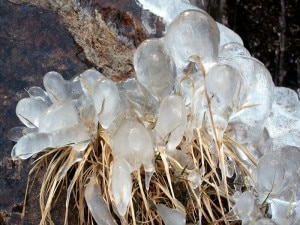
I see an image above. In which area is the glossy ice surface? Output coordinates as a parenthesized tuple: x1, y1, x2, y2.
(8, 0, 300, 224)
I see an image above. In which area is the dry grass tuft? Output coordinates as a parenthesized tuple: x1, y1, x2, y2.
(21, 59, 256, 225)
(22, 122, 254, 224)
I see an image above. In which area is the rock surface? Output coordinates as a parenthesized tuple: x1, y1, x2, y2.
(0, 0, 299, 224)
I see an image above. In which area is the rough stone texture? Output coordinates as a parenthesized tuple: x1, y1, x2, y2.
(0, 0, 299, 224)
(7, 0, 139, 80)
(0, 1, 88, 224)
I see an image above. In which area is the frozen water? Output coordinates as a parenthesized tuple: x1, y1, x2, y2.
(92, 79, 121, 129)
(85, 177, 116, 225)
(154, 95, 187, 150)
(112, 119, 154, 171)
(12, 132, 51, 160)
(188, 170, 202, 189)
(254, 218, 278, 225)
(16, 97, 48, 128)
(43, 71, 67, 103)
(261, 129, 300, 154)
(117, 78, 159, 122)
(111, 158, 133, 216)
(9, 1, 300, 223)
(265, 113, 291, 139)
(228, 57, 274, 125)
(38, 101, 79, 133)
(279, 147, 300, 201)
(216, 22, 243, 46)
(156, 204, 186, 225)
(256, 146, 300, 202)
(232, 191, 262, 224)
(165, 10, 220, 73)
(57, 149, 83, 180)
(178, 70, 204, 107)
(43, 71, 83, 103)
(134, 38, 176, 101)
(136, 0, 201, 24)
(50, 124, 90, 148)
(205, 64, 241, 116)
(27, 86, 52, 106)
(255, 151, 285, 198)
(8, 126, 38, 142)
(270, 199, 300, 225)
(227, 57, 274, 145)
(168, 149, 194, 172)
(233, 191, 255, 216)
(135, 1, 243, 57)
(219, 42, 251, 60)
(225, 158, 235, 178)
(273, 87, 299, 113)
(264, 87, 300, 139)
(73, 94, 98, 136)
(80, 69, 105, 95)
(192, 88, 206, 128)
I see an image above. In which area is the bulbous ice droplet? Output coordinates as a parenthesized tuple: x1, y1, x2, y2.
(117, 78, 159, 122)
(43, 71, 83, 103)
(229, 57, 274, 123)
(85, 177, 117, 225)
(264, 87, 300, 139)
(16, 98, 48, 128)
(154, 95, 187, 150)
(270, 199, 300, 225)
(227, 57, 274, 145)
(28, 86, 52, 106)
(156, 204, 186, 225)
(233, 191, 255, 216)
(73, 94, 98, 136)
(192, 88, 206, 129)
(255, 152, 285, 197)
(43, 71, 68, 103)
(205, 64, 241, 115)
(111, 158, 133, 217)
(219, 42, 251, 60)
(80, 69, 105, 94)
(261, 129, 300, 154)
(12, 132, 51, 160)
(232, 191, 260, 224)
(165, 10, 219, 73)
(134, 38, 176, 101)
(188, 170, 202, 189)
(92, 79, 121, 129)
(178, 70, 204, 106)
(50, 124, 90, 148)
(168, 149, 194, 172)
(38, 101, 79, 133)
(8, 126, 37, 142)
(217, 22, 243, 46)
(112, 119, 154, 171)
(273, 87, 299, 113)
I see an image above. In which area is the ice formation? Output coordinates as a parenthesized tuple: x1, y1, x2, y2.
(9, 0, 300, 224)
(85, 177, 117, 225)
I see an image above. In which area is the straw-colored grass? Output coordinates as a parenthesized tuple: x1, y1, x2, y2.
(21, 59, 256, 225)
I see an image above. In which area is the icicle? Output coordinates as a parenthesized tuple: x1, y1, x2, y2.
(111, 158, 133, 216)
(85, 177, 117, 225)
(156, 204, 186, 225)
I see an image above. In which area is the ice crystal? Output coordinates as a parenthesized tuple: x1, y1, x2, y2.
(9, 0, 300, 224)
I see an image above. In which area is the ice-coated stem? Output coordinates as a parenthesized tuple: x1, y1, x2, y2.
(85, 177, 117, 225)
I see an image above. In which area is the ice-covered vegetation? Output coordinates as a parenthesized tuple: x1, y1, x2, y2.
(9, 0, 300, 224)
